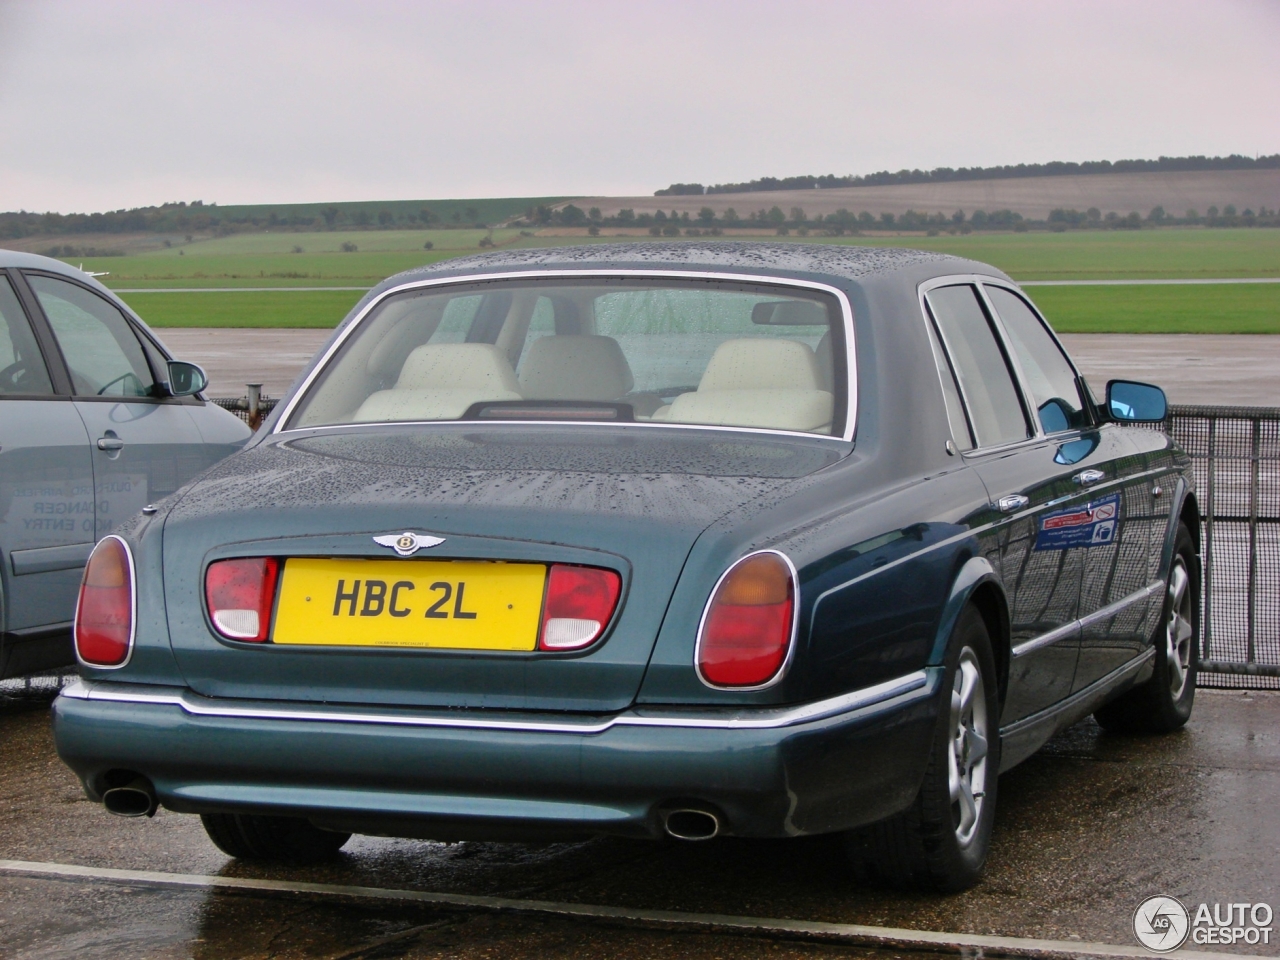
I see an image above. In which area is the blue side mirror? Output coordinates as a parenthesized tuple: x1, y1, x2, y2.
(1106, 380, 1167, 423)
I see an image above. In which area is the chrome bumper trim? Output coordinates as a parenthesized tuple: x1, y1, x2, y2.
(58, 669, 934, 736)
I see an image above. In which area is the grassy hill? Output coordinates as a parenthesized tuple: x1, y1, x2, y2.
(575, 169, 1280, 222)
(70, 226, 1279, 286)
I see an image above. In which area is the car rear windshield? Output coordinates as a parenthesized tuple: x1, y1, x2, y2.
(287, 277, 850, 437)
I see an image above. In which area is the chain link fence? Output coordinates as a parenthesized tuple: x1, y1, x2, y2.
(211, 385, 279, 430)
(1163, 405, 1280, 689)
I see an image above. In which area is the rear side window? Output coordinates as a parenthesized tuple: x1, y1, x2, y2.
(28, 275, 157, 398)
(924, 313, 974, 450)
(926, 285, 1028, 448)
(0, 277, 54, 396)
(984, 286, 1086, 434)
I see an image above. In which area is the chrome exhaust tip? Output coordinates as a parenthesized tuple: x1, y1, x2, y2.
(102, 776, 158, 818)
(662, 808, 720, 841)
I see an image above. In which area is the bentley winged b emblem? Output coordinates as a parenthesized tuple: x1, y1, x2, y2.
(373, 532, 445, 557)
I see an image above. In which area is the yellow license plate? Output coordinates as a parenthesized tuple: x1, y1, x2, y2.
(272, 558, 547, 650)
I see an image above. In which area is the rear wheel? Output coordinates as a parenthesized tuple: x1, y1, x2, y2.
(845, 605, 1000, 892)
(1094, 522, 1198, 734)
(200, 813, 351, 863)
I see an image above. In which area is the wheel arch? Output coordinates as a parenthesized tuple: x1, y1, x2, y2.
(1178, 489, 1201, 554)
(1161, 480, 1202, 579)
(930, 554, 1010, 709)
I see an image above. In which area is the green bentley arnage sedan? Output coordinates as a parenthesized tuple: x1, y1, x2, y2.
(54, 243, 1198, 891)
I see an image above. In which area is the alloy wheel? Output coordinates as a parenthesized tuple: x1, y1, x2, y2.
(948, 648, 989, 847)
(1165, 557, 1195, 701)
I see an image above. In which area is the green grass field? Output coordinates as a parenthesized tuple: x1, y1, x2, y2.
(829, 229, 1280, 280)
(1030, 284, 1280, 334)
(117, 281, 1280, 332)
(115, 290, 366, 327)
(64, 226, 1280, 331)
(83, 229, 524, 287)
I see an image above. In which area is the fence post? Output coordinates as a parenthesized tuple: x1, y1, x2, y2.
(246, 383, 263, 431)
(1247, 415, 1260, 666)
(1204, 416, 1215, 662)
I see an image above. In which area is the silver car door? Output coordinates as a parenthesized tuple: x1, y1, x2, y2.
(0, 273, 95, 657)
(24, 273, 211, 538)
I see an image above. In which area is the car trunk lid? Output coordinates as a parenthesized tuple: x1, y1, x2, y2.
(162, 425, 845, 712)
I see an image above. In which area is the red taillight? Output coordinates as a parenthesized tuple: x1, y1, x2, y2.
(697, 551, 796, 688)
(538, 564, 622, 651)
(75, 537, 134, 667)
(205, 558, 279, 642)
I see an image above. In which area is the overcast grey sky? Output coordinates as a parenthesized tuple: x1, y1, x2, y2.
(1, 0, 1277, 213)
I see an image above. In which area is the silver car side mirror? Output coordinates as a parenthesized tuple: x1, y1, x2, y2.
(166, 360, 208, 397)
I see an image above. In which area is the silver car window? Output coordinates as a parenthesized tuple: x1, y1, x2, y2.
(28, 276, 156, 398)
(0, 277, 54, 396)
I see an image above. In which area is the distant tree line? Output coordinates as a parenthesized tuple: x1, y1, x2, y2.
(0, 198, 533, 242)
(655, 153, 1280, 196)
(519, 202, 1280, 235)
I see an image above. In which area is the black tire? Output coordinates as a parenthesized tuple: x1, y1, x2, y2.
(845, 605, 1001, 892)
(200, 813, 351, 863)
(1094, 522, 1198, 735)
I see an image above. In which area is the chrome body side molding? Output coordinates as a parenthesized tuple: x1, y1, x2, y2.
(1011, 580, 1164, 660)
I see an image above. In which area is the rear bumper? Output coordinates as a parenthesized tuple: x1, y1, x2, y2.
(53, 670, 940, 840)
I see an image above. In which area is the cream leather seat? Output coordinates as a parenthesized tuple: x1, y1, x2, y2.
(655, 338, 833, 433)
(518, 335, 634, 401)
(353, 343, 522, 422)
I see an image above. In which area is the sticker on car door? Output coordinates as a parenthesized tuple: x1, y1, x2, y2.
(1035, 492, 1119, 550)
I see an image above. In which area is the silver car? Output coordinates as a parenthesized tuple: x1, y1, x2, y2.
(1, 251, 250, 677)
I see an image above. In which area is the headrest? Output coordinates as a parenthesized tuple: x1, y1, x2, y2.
(395, 343, 520, 393)
(697, 338, 821, 392)
(814, 331, 834, 391)
(518, 335, 634, 401)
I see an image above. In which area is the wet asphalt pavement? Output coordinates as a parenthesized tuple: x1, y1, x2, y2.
(0, 686, 1276, 959)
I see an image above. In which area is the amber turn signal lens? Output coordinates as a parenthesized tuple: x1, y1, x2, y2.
(713, 553, 792, 605)
(75, 537, 134, 667)
(697, 551, 795, 688)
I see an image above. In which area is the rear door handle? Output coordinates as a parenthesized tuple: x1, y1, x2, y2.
(96, 436, 124, 451)
(1074, 468, 1105, 486)
(997, 494, 1029, 513)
